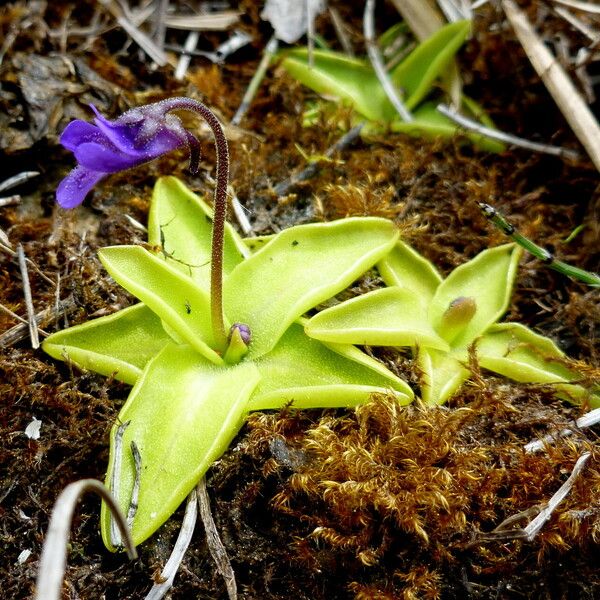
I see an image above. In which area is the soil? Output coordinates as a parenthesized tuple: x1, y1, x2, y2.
(1, 1, 599, 599)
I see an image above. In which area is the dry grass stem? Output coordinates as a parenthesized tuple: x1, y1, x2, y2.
(197, 478, 237, 600)
(389, 0, 445, 39)
(164, 11, 241, 31)
(231, 35, 278, 127)
(363, 0, 413, 123)
(481, 452, 592, 542)
(551, 0, 600, 15)
(35, 479, 136, 600)
(525, 408, 600, 453)
(0, 296, 76, 348)
(16, 244, 39, 349)
(437, 103, 581, 159)
(0, 171, 39, 193)
(145, 488, 198, 600)
(174, 31, 199, 81)
(503, 0, 600, 172)
(97, 0, 168, 66)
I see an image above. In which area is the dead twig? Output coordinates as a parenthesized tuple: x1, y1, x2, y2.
(437, 103, 581, 160)
(328, 7, 355, 57)
(551, 0, 600, 15)
(165, 11, 241, 31)
(0, 241, 57, 288)
(144, 488, 198, 600)
(503, 0, 600, 172)
(35, 479, 136, 600)
(0, 296, 77, 348)
(17, 244, 40, 349)
(231, 35, 278, 126)
(174, 31, 199, 80)
(525, 408, 600, 453)
(197, 478, 237, 600)
(0, 171, 39, 193)
(97, 0, 168, 66)
(363, 0, 412, 123)
(477, 452, 591, 543)
(0, 195, 21, 207)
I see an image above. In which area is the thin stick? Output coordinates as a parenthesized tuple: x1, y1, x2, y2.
(306, 0, 315, 68)
(479, 202, 600, 287)
(230, 190, 252, 236)
(521, 452, 590, 540)
(437, 103, 581, 160)
(97, 0, 168, 66)
(273, 123, 365, 197)
(197, 478, 237, 600)
(231, 35, 278, 126)
(175, 31, 200, 81)
(0, 171, 39, 193)
(525, 407, 600, 453)
(0, 296, 76, 348)
(0, 241, 57, 287)
(17, 244, 40, 349)
(551, 0, 600, 14)
(0, 195, 20, 207)
(152, 0, 169, 48)
(503, 0, 600, 172)
(478, 452, 591, 542)
(145, 488, 198, 600)
(35, 479, 136, 600)
(363, 0, 412, 123)
(329, 7, 355, 57)
(0, 302, 29, 326)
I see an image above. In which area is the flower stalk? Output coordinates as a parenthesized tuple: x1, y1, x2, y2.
(161, 98, 230, 350)
(56, 97, 231, 350)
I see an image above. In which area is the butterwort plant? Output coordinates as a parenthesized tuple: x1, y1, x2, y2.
(44, 98, 413, 549)
(306, 240, 599, 406)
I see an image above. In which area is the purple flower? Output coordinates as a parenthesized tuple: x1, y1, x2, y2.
(56, 99, 202, 209)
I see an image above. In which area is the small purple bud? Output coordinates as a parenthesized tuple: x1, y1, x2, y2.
(229, 322, 251, 346)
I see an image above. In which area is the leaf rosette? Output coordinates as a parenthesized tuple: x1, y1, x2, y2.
(43, 176, 413, 548)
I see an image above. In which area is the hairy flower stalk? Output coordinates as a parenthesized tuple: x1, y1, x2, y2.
(56, 97, 231, 350)
(159, 98, 230, 350)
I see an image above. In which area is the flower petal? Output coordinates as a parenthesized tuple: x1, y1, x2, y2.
(75, 142, 142, 173)
(56, 166, 106, 209)
(90, 104, 143, 155)
(59, 120, 100, 151)
(137, 125, 184, 159)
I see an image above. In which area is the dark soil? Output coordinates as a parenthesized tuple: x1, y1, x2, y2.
(1, 1, 599, 599)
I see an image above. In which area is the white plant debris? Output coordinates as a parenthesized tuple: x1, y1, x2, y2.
(24, 416, 42, 440)
(261, 0, 326, 43)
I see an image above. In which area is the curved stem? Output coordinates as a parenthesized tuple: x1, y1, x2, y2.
(161, 97, 230, 349)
